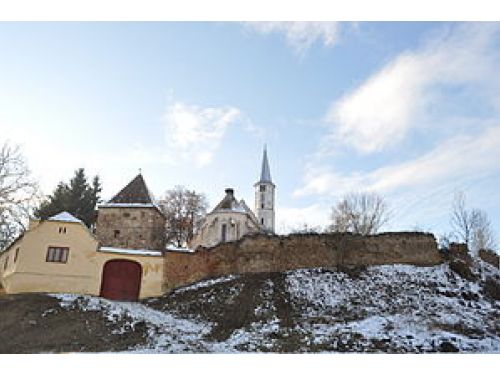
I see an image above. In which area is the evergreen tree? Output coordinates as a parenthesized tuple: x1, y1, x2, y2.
(34, 168, 102, 228)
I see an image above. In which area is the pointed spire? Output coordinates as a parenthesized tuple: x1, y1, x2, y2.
(259, 144, 272, 183)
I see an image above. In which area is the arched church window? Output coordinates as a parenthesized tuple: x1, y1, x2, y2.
(221, 224, 227, 243)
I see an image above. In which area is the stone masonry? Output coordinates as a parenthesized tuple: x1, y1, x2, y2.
(96, 207, 165, 250)
(479, 248, 500, 268)
(164, 232, 443, 292)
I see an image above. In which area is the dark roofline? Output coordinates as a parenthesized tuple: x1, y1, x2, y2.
(109, 173, 155, 205)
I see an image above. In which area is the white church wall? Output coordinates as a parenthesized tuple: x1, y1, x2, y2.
(190, 211, 260, 249)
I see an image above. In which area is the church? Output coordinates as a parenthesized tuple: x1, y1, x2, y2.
(189, 146, 276, 249)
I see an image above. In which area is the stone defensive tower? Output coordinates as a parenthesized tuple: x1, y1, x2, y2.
(96, 173, 166, 250)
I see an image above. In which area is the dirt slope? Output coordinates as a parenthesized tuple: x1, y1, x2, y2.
(0, 261, 498, 353)
(0, 294, 147, 353)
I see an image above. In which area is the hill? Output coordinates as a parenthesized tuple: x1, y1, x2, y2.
(0, 261, 498, 353)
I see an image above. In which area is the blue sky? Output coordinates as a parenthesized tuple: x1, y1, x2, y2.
(1, 22, 499, 238)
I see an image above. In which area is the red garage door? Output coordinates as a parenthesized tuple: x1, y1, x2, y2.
(100, 260, 142, 301)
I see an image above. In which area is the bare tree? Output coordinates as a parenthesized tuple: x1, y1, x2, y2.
(0, 142, 39, 250)
(450, 192, 496, 255)
(470, 209, 495, 253)
(290, 223, 321, 235)
(328, 192, 390, 235)
(450, 192, 475, 248)
(157, 186, 208, 247)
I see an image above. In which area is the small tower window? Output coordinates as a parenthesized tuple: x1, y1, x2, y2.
(260, 185, 266, 192)
(261, 202, 264, 209)
(261, 218, 264, 225)
(114, 230, 120, 238)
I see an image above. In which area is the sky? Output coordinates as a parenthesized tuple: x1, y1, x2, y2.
(1, 21, 499, 238)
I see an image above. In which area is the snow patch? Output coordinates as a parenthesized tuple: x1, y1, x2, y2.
(98, 247, 163, 257)
(165, 244, 195, 253)
(50, 294, 211, 353)
(173, 275, 239, 294)
(46, 262, 500, 353)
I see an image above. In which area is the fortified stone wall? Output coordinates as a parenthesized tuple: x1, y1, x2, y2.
(96, 207, 166, 250)
(164, 232, 442, 291)
(479, 249, 500, 269)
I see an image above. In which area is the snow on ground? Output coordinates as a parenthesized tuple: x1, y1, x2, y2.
(50, 294, 212, 353)
(172, 274, 240, 294)
(285, 263, 500, 352)
(210, 318, 282, 353)
(48, 262, 500, 353)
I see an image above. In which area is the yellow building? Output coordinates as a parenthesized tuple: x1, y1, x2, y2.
(0, 211, 165, 301)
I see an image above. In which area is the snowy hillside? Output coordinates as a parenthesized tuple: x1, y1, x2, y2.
(0, 261, 498, 353)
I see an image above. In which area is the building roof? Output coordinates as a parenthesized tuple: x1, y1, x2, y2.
(99, 173, 166, 217)
(48, 211, 83, 224)
(239, 198, 260, 223)
(211, 188, 247, 214)
(98, 246, 163, 257)
(108, 174, 155, 204)
(205, 188, 260, 228)
(257, 145, 273, 184)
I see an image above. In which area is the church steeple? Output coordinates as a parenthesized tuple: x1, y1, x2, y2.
(254, 145, 275, 233)
(259, 145, 272, 183)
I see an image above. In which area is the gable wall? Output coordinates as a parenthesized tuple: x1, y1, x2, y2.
(1, 221, 100, 295)
(190, 211, 261, 249)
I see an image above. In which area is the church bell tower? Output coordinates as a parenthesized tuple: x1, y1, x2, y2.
(254, 145, 275, 233)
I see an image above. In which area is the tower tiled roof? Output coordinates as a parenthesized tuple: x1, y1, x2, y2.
(257, 145, 273, 184)
(108, 174, 154, 204)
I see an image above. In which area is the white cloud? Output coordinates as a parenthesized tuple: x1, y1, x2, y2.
(246, 22, 340, 55)
(163, 101, 241, 167)
(295, 124, 500, 198)
(276, 203, 330, 234)
(326, 23, 500, 154)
